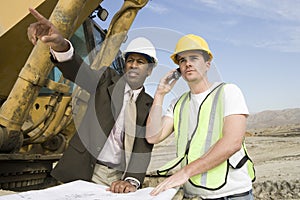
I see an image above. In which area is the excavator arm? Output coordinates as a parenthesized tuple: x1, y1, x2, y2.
(0, 0, 149, 191)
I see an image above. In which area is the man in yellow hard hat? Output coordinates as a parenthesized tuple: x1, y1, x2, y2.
(27, 8, 157, 193)
(146, 34, 255, 199)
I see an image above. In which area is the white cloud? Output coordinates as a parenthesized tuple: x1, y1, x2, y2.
(222, 19, 239, 26)
(143, 0, 300, 53)
(255, 26, 300, 53)
(145, 2, 169, 14)
(192, 0, 300, 21)
(188, 0, 300, 53)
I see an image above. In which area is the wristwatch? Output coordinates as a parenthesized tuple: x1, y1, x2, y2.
(125, 179, 140, 189)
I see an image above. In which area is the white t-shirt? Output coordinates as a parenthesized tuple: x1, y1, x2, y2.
(165, 82, 252, 198)
(165, 82, 249, 119)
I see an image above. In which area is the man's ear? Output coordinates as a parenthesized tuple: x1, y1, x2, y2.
(206, 61, 211, 70)
(147, 66, 154, 76)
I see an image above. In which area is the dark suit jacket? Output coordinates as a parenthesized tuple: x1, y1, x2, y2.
(50, 53, 153, 186)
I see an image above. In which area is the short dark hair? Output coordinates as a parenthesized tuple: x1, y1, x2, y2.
(175, 50, 211, 62)
(124, 52, 155, 64)
(199, 50, 210, 62)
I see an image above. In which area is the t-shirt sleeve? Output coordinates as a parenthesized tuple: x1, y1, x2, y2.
(164, 97, 179, 118)
(223, 84, 249, 117)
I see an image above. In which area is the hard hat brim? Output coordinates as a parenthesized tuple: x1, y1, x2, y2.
(123, 52, 158, 66)
(170, 49, 213, 65)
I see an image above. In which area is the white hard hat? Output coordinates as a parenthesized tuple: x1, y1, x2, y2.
(123, 37, 158, 66)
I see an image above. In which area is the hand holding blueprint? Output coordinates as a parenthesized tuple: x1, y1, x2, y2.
(0, 180, 177, 200)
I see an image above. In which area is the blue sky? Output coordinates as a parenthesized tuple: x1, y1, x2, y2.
(98, 0, 300, 113)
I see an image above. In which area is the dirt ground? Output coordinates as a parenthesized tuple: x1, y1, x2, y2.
(245, 135, 300, 199)
(1, 134, 299, 199)
(144, 134, 300, 200)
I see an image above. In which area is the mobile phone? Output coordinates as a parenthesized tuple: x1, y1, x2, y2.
(171, 68, 181, 80)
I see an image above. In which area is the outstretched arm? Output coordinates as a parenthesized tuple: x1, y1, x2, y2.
(27, 8, 101, 91)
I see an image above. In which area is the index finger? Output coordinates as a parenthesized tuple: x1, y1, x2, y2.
(29, 8, 51, 24)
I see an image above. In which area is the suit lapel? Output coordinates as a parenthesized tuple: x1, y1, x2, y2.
(108, 79, 152, 173)
(136, 88, 152, 126)
(123, 88, 152, 174)
(108, 76, 126, 118)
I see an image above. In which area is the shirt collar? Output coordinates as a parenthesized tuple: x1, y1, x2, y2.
(125, 83, 143, 101)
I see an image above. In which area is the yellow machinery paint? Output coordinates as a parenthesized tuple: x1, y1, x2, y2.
(0, 0, 149, 190)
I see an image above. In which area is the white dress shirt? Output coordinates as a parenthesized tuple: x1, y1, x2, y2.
(97, 83, 141, 165)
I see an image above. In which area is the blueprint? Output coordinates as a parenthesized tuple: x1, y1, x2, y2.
(0, 180, 177, 200)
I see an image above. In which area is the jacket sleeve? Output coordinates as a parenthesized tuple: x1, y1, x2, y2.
(51, 53, 106, 94)
(51, 133, 94, 183)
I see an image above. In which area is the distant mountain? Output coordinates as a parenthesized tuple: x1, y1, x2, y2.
(246, 108, 300, 136)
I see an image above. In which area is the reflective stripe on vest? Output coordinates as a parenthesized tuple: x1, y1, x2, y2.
(157, 83, 255, 190)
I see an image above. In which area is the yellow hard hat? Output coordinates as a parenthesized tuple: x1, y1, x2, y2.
(170, 34, 213, 64)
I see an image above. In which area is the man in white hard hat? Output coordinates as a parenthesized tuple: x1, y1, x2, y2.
(27, 8, 157, 193)
(146, 34, 255, 199)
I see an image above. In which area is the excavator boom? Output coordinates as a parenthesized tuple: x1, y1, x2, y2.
(0, 0, 148, 191)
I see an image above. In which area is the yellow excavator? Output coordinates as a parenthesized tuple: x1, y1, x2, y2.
(0, 0, 149, 191)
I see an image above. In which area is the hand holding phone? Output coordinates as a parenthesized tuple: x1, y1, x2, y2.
(170, 68, 181, 80)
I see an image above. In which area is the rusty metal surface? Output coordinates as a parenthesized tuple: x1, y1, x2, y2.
(0, 0, 151, 192)
(0, 0, 102, 153)
(0, 153, 61, 160)
(0, 0, 59, 99)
